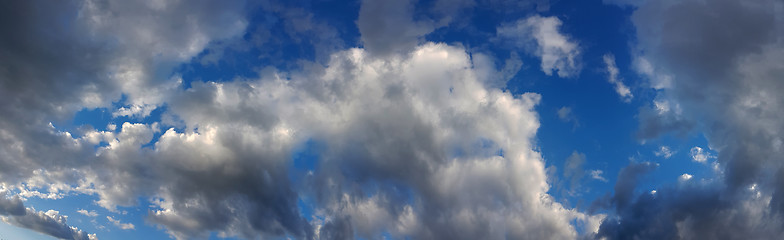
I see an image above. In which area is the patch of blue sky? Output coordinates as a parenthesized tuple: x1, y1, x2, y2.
(0, 221, 54, 239)
(176, 0, 361, 90)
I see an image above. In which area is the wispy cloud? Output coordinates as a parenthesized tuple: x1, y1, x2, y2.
(107, 216, 135, 230)
(603, 53, 633, 102)
(77, 209, 98, 217)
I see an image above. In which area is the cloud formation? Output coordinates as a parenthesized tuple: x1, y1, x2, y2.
(0, 191, 96, 240)
(152, 43, 599, 239)
(0, 0, 603, 238)
(107, 216, 134, 230)
(602, 54, 633, 102)
(598, 0, 784, 238)
(654, 146, 674, 159)
(497, 15, 582, 77)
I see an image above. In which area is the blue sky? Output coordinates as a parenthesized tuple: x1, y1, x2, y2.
(0, 0, 782, 239)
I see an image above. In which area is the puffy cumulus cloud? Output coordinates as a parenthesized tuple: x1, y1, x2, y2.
(0, 1, 607, 239)
(0, 191, 96, 240)
(497, 15, 581, 78)
(0, 0, 249, 184)
(598, 0, 784, 238)
(304, 44, 603, 239)
(0, 0, 248, 238)
(678, 173, 693, 182)
(149, 43, 601, 239)
(3, 42, 604, 238)
(79, 0, 248, 108)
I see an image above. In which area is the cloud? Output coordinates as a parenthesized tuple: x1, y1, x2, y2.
(636, 99, 695, 140)
(0, 191, 96, 240)
(497, 15, 581, 77)
(563, 151, 587, 194)
(654, 146, 674, 159)
(357, 0, 436, 56)
(77, 209, 98, 217)
(599, 0, 784, 238)
(0, 1, 607, 239)
(0, 0, 249, 185)
(552, 152, 607, 198)
(0, 192, 26, 216)
(602, 54, 633, 102)
(469, 51, 524, 89)
(590, 170, 608, 182)
(611, 162, 658, 210)
(140, 43, 601, 239)
(106, 216, 134, 230)
(2, 39, 602, 238)
(678, 173, 693, 182)
(112, 104, 157, 119)
(689, 146, 714, 163)
(595, 162, 784, 240)
(557, 106, 580, 129)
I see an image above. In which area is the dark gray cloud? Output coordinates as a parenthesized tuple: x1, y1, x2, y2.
(595, 163, 784, 240)
(357, 0, 437, 56)
(0, 193, 25, 216)
(599, 0, 784, 238)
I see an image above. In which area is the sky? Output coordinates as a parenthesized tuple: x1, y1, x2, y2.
(0, 0, 783, 239)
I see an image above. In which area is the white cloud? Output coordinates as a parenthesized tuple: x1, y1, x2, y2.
(678, 173, 693, 182)
(107, 216, 135, 230)
(77, 209, 98, 217)
(689, 146, 713, 163)
(603, 54, 633, 102)
(497, 15, 581, 78)
(654, 146, 675, 159)
(590, 170, 608, 182)
(112, 104, 157, 118)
